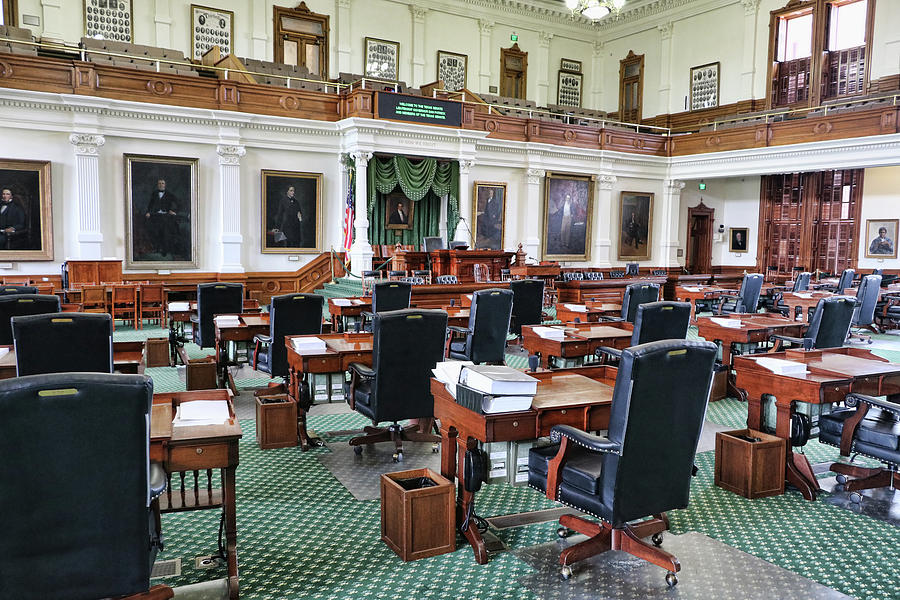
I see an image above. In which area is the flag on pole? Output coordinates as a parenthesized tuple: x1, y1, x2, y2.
(342, 169, 355, 252)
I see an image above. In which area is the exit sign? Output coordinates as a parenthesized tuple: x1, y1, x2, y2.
(510, 33, 518, 41)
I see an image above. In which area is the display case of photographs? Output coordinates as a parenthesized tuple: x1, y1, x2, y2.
(557, 71, 583, 107)
(365, 37, 399, 81)
(191, 4, 233, 61)
(437, 50, 467, 92)
(690, 62, 719, 111)
(84, 0, 132, 43)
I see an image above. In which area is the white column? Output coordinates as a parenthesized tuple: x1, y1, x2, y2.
(478, 20, 494, 93)
(216, 144, 246, 273)
(69, 134, 105, 260)
(657, 23, 673, 115)
(40, 0, 64, 41)
(154, 0, 172, 49)
(660, 180, 686, 267)
(409, 6, 428, 86)
(590, 41, 605, 111)
(455, 160, 475, 245)
(593, 175, 616, 267)
(336, 0, 352, 75)
(251, 0, 268, 60)
(536, 32, 553, 107)
(349, 151, 374, 276)
(740, 0, 761, 99)
(524, 168, 544, 260)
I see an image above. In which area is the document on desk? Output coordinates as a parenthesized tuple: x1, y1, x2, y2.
(214, 315, 241, 326)
(168, 301, 191, 312)
(562, 303, 588, 312)
(331, 298, 352, 307)
(291, 336, 327, 352)
(0, 347, 8, 359)
(432, 360, 474, 398)
(710, 317, 743, 328)
(351, 299, 365, 305)
(754, 357, 808, 375)
(682, 287, 703, 292)
(174, 400, 230, 427)
(532, 326, 566, 340)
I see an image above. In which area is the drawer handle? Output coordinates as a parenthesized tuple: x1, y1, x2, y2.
(561, 409, 567, 415)
(196, 448, 204, 455)
(512, 421, 518, 427)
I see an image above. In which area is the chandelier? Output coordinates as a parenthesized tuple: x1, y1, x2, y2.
(565, 0, 627, 21)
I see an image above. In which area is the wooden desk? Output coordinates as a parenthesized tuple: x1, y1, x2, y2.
(327, 297, 370, 332)
(779, 291, 834, 322)
(431, 249, 514, 283)
(0, 341, 149, 379)
(443, 306, 470, 328)
(556, 277, 667, 304)
(168, 300, 263, 366)
(432, 365, 618, 563)
(285, 332, 374, 450)
(214, 314, 270, 392)
(521, 322, 633, 368)
(674, 285, 731, 322)
(734, 347, 900, 501)
(555, 301, 622, 323)
(151, 389, 242, 599)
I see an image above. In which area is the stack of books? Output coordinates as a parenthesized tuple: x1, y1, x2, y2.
(291, 336, 327, 352)
(214, 314, 241, 327)
(456, 365, 539, 414)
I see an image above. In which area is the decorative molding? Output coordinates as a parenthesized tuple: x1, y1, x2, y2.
(458, 159, 475, 174)
(336, 0, 351, 7)
(69, 133, 105, 155)
(350, 151, 373, 166)
(478, 19, 495, 34)
(592, 41, 605, 58)
(596, 174, 617, 190)
(409, 5, 429, 21)
(526, 168, 545, 184)
(740, 0, 760, 15)
(538, 31, 554, 48)
(665, 179, 686, 193)
(658, 22, 673, 40)
(216, 144, 246, 165)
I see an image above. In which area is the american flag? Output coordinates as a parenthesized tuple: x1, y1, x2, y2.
(342, 169, 354, 252)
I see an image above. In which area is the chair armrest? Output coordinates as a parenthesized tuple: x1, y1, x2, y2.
(597, 316, 624, 323)
(770, 333, 811, 351)
(149, 462, 167, 501)
(347, 362, 376, 379)
(594, 346, 623, 360)
(550, 424, 621, 455)
(360, 311, 374, 320)
(253, 334, 272, 345)
(447, 325, 471, 336)
(848, 393, 900, 417)
(189, 314, 199, 324)
(719, 290, 739, 297)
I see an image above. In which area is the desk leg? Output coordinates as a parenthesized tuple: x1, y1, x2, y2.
(440, 424, 457, 481)
(775, 397, 820, 501)
(223, 465, 239, 599)
(747, 393, 763, 430)
(298, 372, 311, 451)
(457, 435, 488, 564)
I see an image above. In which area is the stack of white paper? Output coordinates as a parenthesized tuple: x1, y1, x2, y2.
(461, 365, 539, 396)
(755, 357, 808, 375)
(683, 286, 703, 292)
(563, 303, 588, 312)
(331, 298, 351, 307)
(532, 326, 566, 340)
(292, 336, 327, 352)
(351, 299, 365, 305)
(173, 400, 229, 427)
(710, 317, 743, 328)
(794, 293, 813, 299)
(0, 347, 9, 359)
(432, 360, 474, 398)
(214, 314, 241, 326)
(168, 301, 190, 312)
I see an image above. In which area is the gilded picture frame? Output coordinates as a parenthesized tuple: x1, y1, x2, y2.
(618, 191, 654, 261)
(385, 193, 414, 230)
(729, 227, 749, 253)
(0, 159, 53, 261)
(261, 170, 323, 254)
(472, 181, 506, 251)
(864, 218, 898, 259)
(542, 172, 593, 261)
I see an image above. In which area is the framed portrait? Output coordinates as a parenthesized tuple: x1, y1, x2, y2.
(557, 71, 582, 107)
(690, 62, 720, 111)
(84, 0, 133, 42)
(125, 155, 198, 269)
(0, 159, 53, 261)
(191, 4, 233, 61)
(365, 37, 400, 81)
(437, 50, 467, 92)
(472, 182, 506, 251)
(261, 170, 322, 254)
(864, 218, 898, 259)
(729, 227, 749, 253)
(618, 191, 654, 261)
(560, 58, 582, 73)
(542, 173, 593, 261)
(385, 194, 414, 230)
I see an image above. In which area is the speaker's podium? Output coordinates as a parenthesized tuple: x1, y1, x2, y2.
(430, 249, 514, 283)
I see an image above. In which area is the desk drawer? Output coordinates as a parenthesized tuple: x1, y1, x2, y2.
(538, 408, 584, 435)
(821, 382, 852, 405)
(305, 355, 342, 373)
(487, 415, 535, 442)
(561, 342, 589, 357)
(169, 443, 230, 471)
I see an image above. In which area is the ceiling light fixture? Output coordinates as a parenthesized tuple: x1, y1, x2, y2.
(565, 0, 627, 21)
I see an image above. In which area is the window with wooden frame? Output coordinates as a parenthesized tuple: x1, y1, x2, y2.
(500, 43, 527, 99)
(766, 0, 874, 109)
(273, 2, 329, 78)
(758, 169, 863, 276)
(1, 0, 17, 26)
(618, 51, 643, 124)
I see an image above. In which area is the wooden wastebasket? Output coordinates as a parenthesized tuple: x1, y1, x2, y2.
(144, 337, 170, 368)
(714, 428, 786, 499)
(380, 468, 455, 561)
(186, 356, 217, 391)
(255, 394, 298, 449)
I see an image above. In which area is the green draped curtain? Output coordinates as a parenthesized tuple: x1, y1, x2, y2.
(367, 156, 460, 243)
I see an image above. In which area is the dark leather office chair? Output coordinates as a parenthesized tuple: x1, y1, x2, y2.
(775, 271, 812, 317)
(626, 262, 640, 276)
(596, 301, 691, 362)
(435, 274, 458, 284)
(717, 273, 764, 315)
(12, 313, 113, 375)
(345, 309, 448, 461)
(0, 372, 171, 600)
(770, 296, 856, 351)
(0, 284, 38, 295)
(449, 240, 469, 250)
(0, 293, 60, 344)
(360, 280, 411, 331)
(191, 283, 244, 348)
(602, 282, 660, 323)
(448, 288, 513, 364)
(423, 236, 443, 252)
(252, 293, 324, 385)
(529, 339, 717, 584)
(823, 268, 855, 293)
(848, 274, 881, 341)
(819, 392, 900, 503)
(509, 278, 544, 337)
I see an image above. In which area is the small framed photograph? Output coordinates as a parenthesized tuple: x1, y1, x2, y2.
(543, 173, 593, 261)
(690, 62, 720, 111)
(437, 50, 467, 92)
(84, 0, 133, 43)
(618, 192, 654, 261)
(560, 58, 582, 73)
(557, 71, 582, 107)
(191, 4, 234, 61)
(729, 227, 749, 253)
(0, 159, 53, 261)
(385, 194, 414, 230)
(261, 170, 322, 254)
(365, 37, 400, 81)
(473, 182, 506, 250)
(125, 154, 198, 269)
(865, 219, 898, 259)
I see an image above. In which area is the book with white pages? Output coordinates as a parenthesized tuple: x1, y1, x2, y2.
(168, 301, 191, 312)
(432, 360, 474, 398)
(563, 303, 588, 312)
(214, 315, 241, 326)
(682, 286, 703, 292)
(291, 336, 327, 351)
(532, 326, 566, 340)
(754, 357, 808, 375)
(331, 298, 351, 307)
(174, 400, 230, 427)
(460, 365, 539, 396)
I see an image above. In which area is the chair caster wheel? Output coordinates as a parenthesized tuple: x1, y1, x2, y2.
(557, 527, 569, 538)
(353, 445, 363, 456)
(560, 565, 573, 580)
(651, 532, 664, 546)
(666, 572, 678, 587)
(835, 474, 847, 484)
(849, 492, 862, 504)
(393, 452, 402, 462)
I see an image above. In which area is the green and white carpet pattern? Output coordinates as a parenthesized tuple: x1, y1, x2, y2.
(108, 319, 900, 600)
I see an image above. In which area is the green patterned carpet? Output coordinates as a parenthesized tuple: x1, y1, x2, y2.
(112, 319, 900, 600)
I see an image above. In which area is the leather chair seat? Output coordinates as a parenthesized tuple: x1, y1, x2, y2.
(449, 339, 467, 355)
(255, 347, 271, 373)
(820, 407, 900, 451)
(343, 378, 375, 420)
(719, 299, 739, 312)
(149, 462, 167, 499)
(529, 443, 613, 522)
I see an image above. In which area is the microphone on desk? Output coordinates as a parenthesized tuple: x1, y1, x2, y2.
(457, 217, 473, 244)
